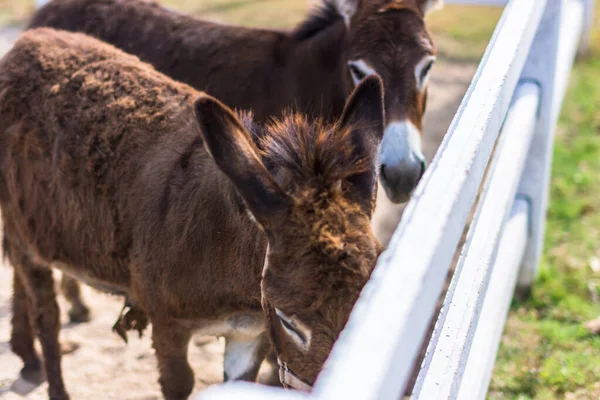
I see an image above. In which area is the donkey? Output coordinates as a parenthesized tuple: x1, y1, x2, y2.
(29, 0, 441, 335)
(30, 0, 441, 204)
(0, 28, 384, 400)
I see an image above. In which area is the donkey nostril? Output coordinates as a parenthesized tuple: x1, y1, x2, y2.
(418, 159, 426, 180)
(380, 164, 388, 180)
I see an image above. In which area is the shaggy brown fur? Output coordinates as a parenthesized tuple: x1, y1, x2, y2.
(29, 0, 439, 202)
(0, 28, 384, 399)
(26, 0, 439, 346)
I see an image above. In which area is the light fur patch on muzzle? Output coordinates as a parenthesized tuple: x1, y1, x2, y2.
(378, 120, 426, 203)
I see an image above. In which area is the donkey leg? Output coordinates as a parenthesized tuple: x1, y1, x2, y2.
(15, 258, 70, 400)
(60, 274, 90, 323)
(11, 271, 43, 383)
(223, 332, 270, 382)
(152, 321, 194, 400)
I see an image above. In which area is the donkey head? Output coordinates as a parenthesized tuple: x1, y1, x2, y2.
(195, 76, 385, 389)
(336, 0, 441, 203)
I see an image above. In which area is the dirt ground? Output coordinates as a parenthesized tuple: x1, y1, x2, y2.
(0, 25, 477, 399)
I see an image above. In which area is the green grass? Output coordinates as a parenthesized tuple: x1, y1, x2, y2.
(0, 0, 34, 26)
(161, 0, 308, 28)
(422, 3, 600, 398)
(426, 5, 503, 61)
(486, 5, 600, 400)
(0, 0, 309, 28)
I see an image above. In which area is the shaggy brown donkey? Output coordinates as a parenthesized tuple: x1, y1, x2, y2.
(29, 0, 441, 338)
(30, 0, 441, 203)
(29, 0, 440, 338)
(0, 28, 384, 400)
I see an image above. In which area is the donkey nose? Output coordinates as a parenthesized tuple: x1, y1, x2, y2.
(418, 158, 427, 180)
(378, 120, 426, 203)
(380, 152, 426, 204)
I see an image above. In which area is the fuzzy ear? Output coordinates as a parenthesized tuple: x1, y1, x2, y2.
(194, 95, 292, 228)
(414, 0, 444, 15)
(337, 75, 385, 215)
(332, 0, 360, 28)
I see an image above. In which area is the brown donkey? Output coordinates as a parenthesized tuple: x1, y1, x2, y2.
(31, 0, 441, 203)
(29, 0, 441, 336)
(29, 0, 440, 334)
(0, 28, 384, 400)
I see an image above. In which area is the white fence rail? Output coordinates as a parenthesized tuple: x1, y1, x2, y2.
(411, 81, 540, 399)
(457, 198, 530, 399)
(192, 0, 592, 399)
(444, 0, 509, 5)
(312, 1, 544, 398)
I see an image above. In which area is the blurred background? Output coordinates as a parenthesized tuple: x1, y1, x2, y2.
(0, 1, 598, 399)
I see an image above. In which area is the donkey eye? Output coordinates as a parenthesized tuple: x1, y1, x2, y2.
(275, 308, 308, 346)
(347, 60, 376, 86)
(280, 317, 305, 340)
(416, 56, 436, 91)
(420, 61, 434, 82)
(349, 64, 367, 82)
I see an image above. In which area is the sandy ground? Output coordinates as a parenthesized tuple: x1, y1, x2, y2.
(0, 25, 478, 399)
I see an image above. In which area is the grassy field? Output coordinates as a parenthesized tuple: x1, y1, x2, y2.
(426, 2, 600, 399)
(426, 3, 600, 397)
(1, 0, 599, 398)
(0, 0, 309, 27)
(488, 8, 600, 399)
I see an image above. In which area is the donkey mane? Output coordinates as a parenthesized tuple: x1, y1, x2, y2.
(258, 113, 380, 315)
(292, 0, 343, 41)
(259, 112, 370, 193)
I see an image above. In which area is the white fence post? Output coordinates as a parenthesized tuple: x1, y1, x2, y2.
(196, 383, 307, 400)
(311, 2, 544, 398)
(443, 0, 508, 5)
(190, 0, 591, 398)
(456, 198, 530, 399)
(517, 0, 586, 288)
(411, 82, 540, 400)
(580, 0, 596, 53)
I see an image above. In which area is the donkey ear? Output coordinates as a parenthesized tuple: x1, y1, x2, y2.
(332, 0, 360, 28)
(337, 75, 385, 214)
(414, 0, 444, 15)
(194, 95, 292, 228)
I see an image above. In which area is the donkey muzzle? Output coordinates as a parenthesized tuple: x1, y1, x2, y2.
(379, 120, 427, 203)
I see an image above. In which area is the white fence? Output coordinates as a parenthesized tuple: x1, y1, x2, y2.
(196, 0, 594, 399)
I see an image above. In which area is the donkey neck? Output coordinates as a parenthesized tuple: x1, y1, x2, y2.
(289, 19, 349, 121)
(132, 122, 269, 320)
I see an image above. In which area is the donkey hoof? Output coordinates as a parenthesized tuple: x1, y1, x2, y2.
(20, 361, 43, 384)
(49, 392, 71, 400)
(60, 341, 80, 355)
(68, 306, 91, 323)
